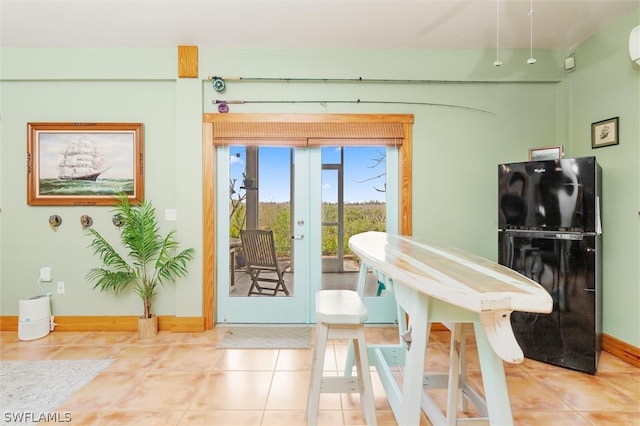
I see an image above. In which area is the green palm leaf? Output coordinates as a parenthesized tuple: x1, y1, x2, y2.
(85, 192, 195, 319)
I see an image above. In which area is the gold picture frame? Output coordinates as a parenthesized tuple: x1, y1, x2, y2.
(528, 145, 564, 161)
(591, 117, 619, 148)
(27, 122, 144, 206)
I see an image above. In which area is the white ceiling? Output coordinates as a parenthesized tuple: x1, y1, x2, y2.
(1, 0, 638, 49)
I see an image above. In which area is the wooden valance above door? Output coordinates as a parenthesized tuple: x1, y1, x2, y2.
(203, 113, 412, 147)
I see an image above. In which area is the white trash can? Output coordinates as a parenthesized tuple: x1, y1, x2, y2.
(18, 294, 51, 341)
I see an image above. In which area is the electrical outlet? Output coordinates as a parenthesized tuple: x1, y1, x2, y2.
(57, 281, 65, 294)
(40, 267, 52, 282)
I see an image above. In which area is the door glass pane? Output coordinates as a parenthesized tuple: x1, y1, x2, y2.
(229, 146, 293, 297)
(321, 146, 387, 296)
(321, 146, 342, 164)
(321, 168, 340, 272)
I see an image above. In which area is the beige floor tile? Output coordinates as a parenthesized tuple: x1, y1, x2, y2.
(366, 409, 402, 426)
(93, 410, 185, 426)
(597, 350, 640, 372)
(457, 343, 482, 372)
(423, 344, 452, 373)
(363, 326, 400, 344)
(504, 372, 570, 411)
(426, 330, 454, 348)
(106, 344, 171, 372)
(340, 392, 367, 412)
(531, 370, 640, 411)
(112, 371, 207, 410)
(48, 344, 118, 360)
(37, 410, 102, 425)
(179, 410, 264, 425)
(77, 331, 136, 346)
(261, 409, 312, 425)
(595, 371, 640, 399)
(57, 371, 143, 411)
(307, 410, 345, 426)
(518, 356, 567, 373)
(342, 408, 370, 425)
(0, 343, 62, 360)
(25, 331, 88, 345)
(213, 348, 279, 371)
(503, 358, 527, 373)
(343, 408, 430, 426)
(422, 388, 486, 420)
(189, 371, 273, 410)
(512, 411, 593, 425)
(0, 327, 638, 426)
(181, 329, 226, 345)
(133, 330, 188, 345)
(153, 343, 222, 371)
(275, 348, 313, 371)
(266, 371, 311, 410)
(0, 331, 21, 344)
(579, 410, 640, 425)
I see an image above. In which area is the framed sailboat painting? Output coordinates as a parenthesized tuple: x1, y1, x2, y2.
(27, 122, 144, 206)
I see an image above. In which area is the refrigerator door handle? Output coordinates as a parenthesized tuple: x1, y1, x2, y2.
(499, 229, 585, 241)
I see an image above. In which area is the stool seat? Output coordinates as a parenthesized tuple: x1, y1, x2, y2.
(316, 289, 368, 324)
(306, 290, 377, 426)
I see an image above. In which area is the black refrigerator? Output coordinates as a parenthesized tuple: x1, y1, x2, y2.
(498, 156, 602, 374)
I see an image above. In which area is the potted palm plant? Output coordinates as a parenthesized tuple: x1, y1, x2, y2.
(85, 192, 195, 339)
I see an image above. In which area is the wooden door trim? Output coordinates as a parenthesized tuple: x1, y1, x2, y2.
(202, 113, 413, 329)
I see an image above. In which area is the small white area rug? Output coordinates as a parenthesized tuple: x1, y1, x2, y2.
(217, 326, 312, 349)
(1, 359, 113, 425)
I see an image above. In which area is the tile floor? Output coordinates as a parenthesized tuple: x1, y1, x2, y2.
(1, 327, 638, 425)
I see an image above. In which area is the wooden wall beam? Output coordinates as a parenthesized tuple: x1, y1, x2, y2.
(178, 45, 198, 78)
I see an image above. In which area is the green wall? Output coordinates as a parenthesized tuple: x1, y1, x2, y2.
(565, 9, 640, 346)
(1, 9, 638, 347)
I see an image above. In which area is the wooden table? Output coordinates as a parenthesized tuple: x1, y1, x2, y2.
(348, 232, 552, 425)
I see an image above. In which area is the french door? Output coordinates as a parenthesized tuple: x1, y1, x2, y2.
(202, 113, 414, 328)
(215, 145, 400, 324)
(215, 147, 313, 323)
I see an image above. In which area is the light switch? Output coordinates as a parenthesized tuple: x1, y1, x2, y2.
(165, 209, 177, 221)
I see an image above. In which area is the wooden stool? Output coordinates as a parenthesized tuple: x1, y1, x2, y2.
(306, 290, 377, 426)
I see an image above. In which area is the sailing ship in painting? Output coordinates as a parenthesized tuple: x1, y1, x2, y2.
(58, 140, 110, 181)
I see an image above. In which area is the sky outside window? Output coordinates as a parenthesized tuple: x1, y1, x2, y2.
(230, 146, 386, 203)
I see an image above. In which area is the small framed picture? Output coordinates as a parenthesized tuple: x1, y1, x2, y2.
(591, 117, 619, 148)
(528, 145, 564, 161)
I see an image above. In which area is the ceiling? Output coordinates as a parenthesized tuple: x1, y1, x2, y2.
(1, 0, 638, 50)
